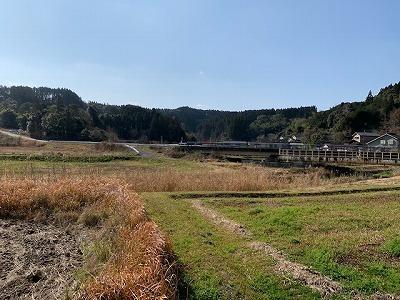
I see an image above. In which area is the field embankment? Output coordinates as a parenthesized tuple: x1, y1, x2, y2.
(0, 156, 359, 191)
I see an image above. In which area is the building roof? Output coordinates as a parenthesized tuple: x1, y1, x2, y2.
(366, 133, 398, 145)
(219, 141, 248, 144)
(352, 131, 380, 137)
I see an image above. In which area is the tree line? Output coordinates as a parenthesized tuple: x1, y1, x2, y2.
(1, 82, 400, 144)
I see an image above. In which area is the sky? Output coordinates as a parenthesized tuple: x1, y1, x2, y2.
(0, 0, 399, 111)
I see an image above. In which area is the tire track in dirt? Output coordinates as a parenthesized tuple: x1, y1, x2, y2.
(249, 241, 342, 296)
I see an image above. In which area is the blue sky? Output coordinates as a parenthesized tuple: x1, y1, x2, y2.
(0, 0, 399, 111)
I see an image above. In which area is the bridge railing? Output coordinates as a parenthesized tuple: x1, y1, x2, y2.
(279, 148, 400, 162)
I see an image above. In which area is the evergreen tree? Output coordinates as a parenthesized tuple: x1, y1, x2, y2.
(0, 110, 18, 129)
(27, 113, 43, 139)
(366, 90, 374, 102)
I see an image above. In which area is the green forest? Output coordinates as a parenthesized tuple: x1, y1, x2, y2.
(1, 82, 399, 144)
(0, 86, 185, 142)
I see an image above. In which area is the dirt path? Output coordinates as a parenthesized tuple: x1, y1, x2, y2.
(191, 200, 342, 296)
(192, 199, 252, 237)
(0, 219, 85, 299)
(249, 241, 342, 296)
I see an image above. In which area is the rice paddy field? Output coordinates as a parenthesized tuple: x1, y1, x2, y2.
(1, 137, 400, 299)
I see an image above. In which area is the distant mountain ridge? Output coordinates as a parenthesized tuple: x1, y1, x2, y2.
(0, 82, 399, 143)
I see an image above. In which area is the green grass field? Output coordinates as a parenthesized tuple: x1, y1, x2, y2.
(144, 193, 319, 299)
(0, 145, 204, 176)
(205, 192, 400, 295)
(143, 189, 400, 299)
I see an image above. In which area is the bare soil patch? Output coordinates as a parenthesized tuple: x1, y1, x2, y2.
(0, 219, 86, 300)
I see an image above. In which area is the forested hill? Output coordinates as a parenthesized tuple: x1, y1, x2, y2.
(302, 82, 400, 144)
(0, 82, 399, 143)
(159, 106, 317, 141)
(0, 86, 185, 142)
(161, 82, 400, 143)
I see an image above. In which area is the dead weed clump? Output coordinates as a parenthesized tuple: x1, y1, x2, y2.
(0, 177, 178, 299)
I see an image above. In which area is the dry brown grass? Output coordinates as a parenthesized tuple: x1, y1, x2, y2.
(0, 177, 178, 299)
(124, 165, 351, 192)
(0, 134, 21, 146)
(0, 162, 355, 193)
